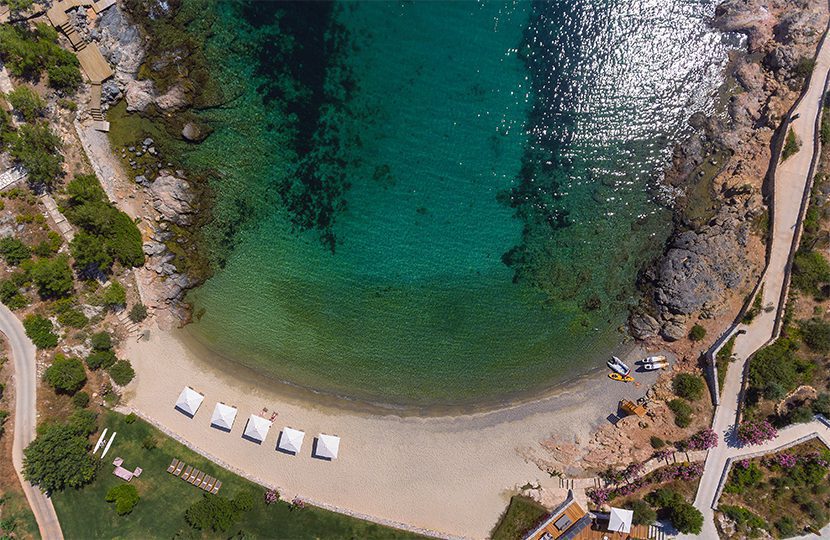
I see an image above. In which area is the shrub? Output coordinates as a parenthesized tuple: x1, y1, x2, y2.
(7, 86, 44, 122)
(141, 435, 157, 450)
(85, 350, 116, 370)
(29, 256, 73, 299)
(689, 324, 706, 341)
(792, 250, 830, 296)
(685, 428, 718, 450)
(71, 391, 89, 408)
(672, 373, 705, 401)
(185, 494, 241, 532)
(783, 127, 801, 160)
(90, 331, 112, 351)
(789, 405, 814, 424)
(725, 462, 763, 494)
(6, 123, 63, 188)
(33, 231, 61, 257)
(801, 318, 830, 352)
(43, 354, 86, 394)
(106, 484, 139, 515)
(0, 409, 8, 438)
(668, 398, 692, 428)
(233, 490, 255, 512)
(813, 393, 830, 416)
(57, 307, 87, 329)
(749, 337, 811, 393)
(650, 436, 665, 449)
(67, 409, 97, 436)
(129, 303, 147, 323)
(125, 412, 137, 424)
(794, 57, 817, 79)
(775, 516, 798, 536)
(719, 505, 767, 533)
(102, 281, 126, 308)
(671, 500, 703, 534)
(23, 422, 96, 491)
(0, 23, 81, 91)
(628, 499, 656, 526)
(23, 314, 57, 348)
(47, 64, 82, 93)
(108, 360, 134, 386)
(736, 420, 778, 447)
(0, 236, 30, 265)
(763, 381, 786, 400)
(264, 489, 279, 505)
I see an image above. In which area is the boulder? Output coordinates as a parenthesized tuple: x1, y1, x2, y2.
(149, 174, 194, 225)
(156, 85, 188, 111)
(181, 122, 207, 142)
(629, 312, 661, 340)
(125, 80, 155, 112)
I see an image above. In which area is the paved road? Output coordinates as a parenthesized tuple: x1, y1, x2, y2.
(683, 19, 830, 540)
(1, 303, 64, 539)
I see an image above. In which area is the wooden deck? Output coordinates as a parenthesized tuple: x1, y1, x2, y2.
(76, 46, 112, 83)
(572, 523, 652, 540)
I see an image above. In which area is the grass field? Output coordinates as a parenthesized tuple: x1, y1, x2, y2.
(0, 489, 38, 539)
(490, 495, 548, 540)
(51, 411, 425, 539)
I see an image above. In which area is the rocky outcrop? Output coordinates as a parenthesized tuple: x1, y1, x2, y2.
(634, 0, 827, 342)
(95, 5, 145, 81)
(125, 79, 155, 112)
(149, 173, 194, 225)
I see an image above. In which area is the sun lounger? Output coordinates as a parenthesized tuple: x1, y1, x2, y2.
(204, 477, 216, 491)
(181, 465, 193, 481)
(173, 461, 184, 476)
(211, 480, 222, 494)
(192, 471, 204, 485)
(187, 469, 198, 483)
(200, 475, 211, 489)
(167, 458, 179, 473)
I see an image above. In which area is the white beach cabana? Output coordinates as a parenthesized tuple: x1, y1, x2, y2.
(277, 427, 305, 454)
(210, 402, 238, 431)
(242, 414, 272, 443)
(314, 433, 340, 460)
(175, 386, 204, 417)
(608, 507, 633, 534)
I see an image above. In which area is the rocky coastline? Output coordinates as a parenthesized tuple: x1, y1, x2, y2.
(630, 0, 829, 345)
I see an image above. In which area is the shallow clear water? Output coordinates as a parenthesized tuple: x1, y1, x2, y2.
(181, 0, 736, 407)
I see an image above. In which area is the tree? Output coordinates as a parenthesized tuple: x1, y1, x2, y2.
(29, 255, 73, 298)
(185, 494, 240, 532)
(689, 324, 706, 342)
(0, 236, 30, 265)
(70, 231, 113, 277)
(813, 393, 830, 416)
(22, 314, 57, 348)
(85, 349, 116, 370)
(71, 391, 89, 408)
(628, 499, 656, 526)
(43, 354, 86, 394)
(106, 484, 139, 515)
(672, 373, 705, 401)
(129, 303, 148, 323)
(23, 422, 96, 492)
(0, 23, 81, 91)
(6, 123, 63, 188)
(90, 331, 112, 351)
(102, 281, 126, 308)
(6, 86, 44, 122)
(47, 64, 82, 93)
(66, 408, 97, 436)
(108, 360, 134, 386)
(670, 501, 703, 534)
(792, 250, 830, 296)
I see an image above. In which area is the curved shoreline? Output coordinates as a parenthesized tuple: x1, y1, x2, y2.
(120, 323, 665, 538)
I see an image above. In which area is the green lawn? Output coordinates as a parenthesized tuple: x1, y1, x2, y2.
(491, 495, 548, 540)
(52, 411, 425, 539)
(0, 489, 39, 539)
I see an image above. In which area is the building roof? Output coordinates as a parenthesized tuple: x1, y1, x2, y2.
(278, 427, 305, 454)
(243, 414, 271, 443)
(210, 402, 237, 431)
(523, 490, 588, 540)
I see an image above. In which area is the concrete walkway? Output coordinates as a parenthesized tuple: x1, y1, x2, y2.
(682, 16, 830, 540)
(0, 302, 64, 539)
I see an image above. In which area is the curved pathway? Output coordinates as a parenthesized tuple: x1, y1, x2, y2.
(682, 17, 830, 540)
(0, 303, 64, 539)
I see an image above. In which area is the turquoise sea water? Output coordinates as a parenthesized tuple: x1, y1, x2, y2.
(181, 0, 736, 407)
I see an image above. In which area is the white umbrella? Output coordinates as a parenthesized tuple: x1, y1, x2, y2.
(278, 427, 305, 454)
(315, 433, 340, 459)
(243, 414, 271, 443)
(210, 402, 238, 431)
(175, 386, 204, 417)
(608, 507, 633, 533)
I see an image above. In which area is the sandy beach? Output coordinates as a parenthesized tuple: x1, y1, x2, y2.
(120, 324, 663, 539)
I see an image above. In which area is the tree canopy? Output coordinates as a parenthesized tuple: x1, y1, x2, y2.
(5, 123, 63, 188)
(23, 420, 97, 492)
(22, 314, 57, 348)
(29, 255, 73, 298)
(0, 23, 81, 92)
(43, 353, 86, 394)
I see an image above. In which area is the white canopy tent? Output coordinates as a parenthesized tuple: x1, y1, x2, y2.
(175, 386, 204, 417)
(278, 427, 305, 454)
(315, 433, 340, 459)
(210, 402, 238, 431)
(243, 414, 271, 443)
(608, 507, 633, 534)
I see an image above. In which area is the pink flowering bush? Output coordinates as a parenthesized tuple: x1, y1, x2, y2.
(654, 449, 674, 461)
(651, 462, 704, 483)
(587, 487, 611, 506)
(736, 420, 778, 447)
(686, 429, 718, 451)
(290, 497, 305, 510)
(772, 452, 798, 469)
(264, 488, 279, 505)
(738, 458, 751, 469)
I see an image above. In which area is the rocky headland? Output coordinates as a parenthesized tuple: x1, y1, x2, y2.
(631, 0, 829, 346)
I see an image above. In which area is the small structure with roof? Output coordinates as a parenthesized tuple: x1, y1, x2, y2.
(607, 507, 633, 534)
(210, 402, 238, 432)
(277, 427, 305, 455)
(175, 386, 204, 418)
(313, 433, 340, 460)
(242, 414, 271, 444)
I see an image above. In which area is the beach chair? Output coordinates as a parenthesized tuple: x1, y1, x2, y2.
(181, 465, 193, 481)
(192, 471, 205, 485)
(211, 480, 222, 494)
(174, 461, 185, 476)
(187, 469, 198, 484)
(200, 475, 211, 489)
(167, 458, 179, 473)
(204, 477, 216, 491)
